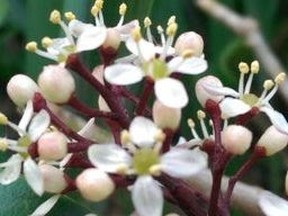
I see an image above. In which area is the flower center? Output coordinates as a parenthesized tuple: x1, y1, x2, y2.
(132, 148, 160, 175)
(143, 59, 168, 80)
(240, 93, 259, 107)
(18, 135, 31, 158)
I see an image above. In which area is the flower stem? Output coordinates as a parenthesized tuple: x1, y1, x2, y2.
(135, 77, 154, 116)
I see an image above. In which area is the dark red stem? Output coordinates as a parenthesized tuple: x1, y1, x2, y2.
(135, 78, 154, 116)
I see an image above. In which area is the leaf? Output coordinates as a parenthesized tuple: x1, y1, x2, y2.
(0, 0, 8, 27)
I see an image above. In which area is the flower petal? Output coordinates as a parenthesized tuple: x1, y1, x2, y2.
(126, 38, 155, 61)
(161, 148, 207, 178)
(68, 19, 94, 37)
(76, 27, 107, 52)
(18, 100, 34, 133)
(0, 154, 22, 185)
(88, 144, 132, 173)
(175, 138, 204, 149)
(168, 57, 208, 75)
(24, 158, 44, 196)
(30, 194, 61, 216)
(219, 98, 251, 118)
(78, 118, 95, 137)
(115, 20, 139, 41)
(132, 176, 163, 216)
(129, 116, 158, 148)
(28, 110, 50, 142)
(47, 38, 72, 56)
(104, 64, 144, 85)
(260, 107, 288, 135)
(258, 191, 288, 216)
(155, 78, 188, 108)
(201, 83, 240, 98)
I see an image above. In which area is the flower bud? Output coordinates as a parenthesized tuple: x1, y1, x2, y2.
(256, 126, 288, 156)
(38, 131, 68, 161)
(7, 74, 39, 107)
(102, 28, 121, 50)
(152, 100, 181, 130)
(38, 65, 75, 104)
(195, 75, 224, 107)
(92, 65, 105, 85)
(174, 31, 204, 57)
(76, 168, 115, 202)
(39, 164, 67, 193)
(285, 171, 288, 195)
(222, 125, 252, 155)
(98, 96, 111, 112)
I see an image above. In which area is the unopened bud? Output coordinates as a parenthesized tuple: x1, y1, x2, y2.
(222, 125, 252, 155)
(7, 74, 39, 107)
(102, 28, 121, 50)
(152, 100, 181, 130)
(195, 75, 224, 107)
(39, 164, 67, 193)
(256, 126, 288, 156)
(174, 31, 204, 57)
(38, 131, 68, 161)
(76, 168, 115, 202)
(38, 65, 75, 104)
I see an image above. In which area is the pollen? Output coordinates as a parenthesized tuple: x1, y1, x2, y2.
(95, 0, 104, 10)
(64, 11, 76, 22)
(91, 5, 100, 16)
(131, 26, 142, 42)
(182, 49, 194, 59)
(144, 17, 152, 28)
(187, 118, 195, 128)
(166, 22, 178, 37)
(251, 60, 260, 74)
(167, 15, 176, 26)
(25, 41, 38, 52)
(263, 80, 274, 90)
(120, 129, 130, 145)
(49, 10, 61, 24)
(119, 3, 127, 16)
(116, 163, 129, 175)
(197, 110, 206, 119)
(274, 72, 286, 84)
(41, 37, 53, 48)
(238, 62, 249, 74)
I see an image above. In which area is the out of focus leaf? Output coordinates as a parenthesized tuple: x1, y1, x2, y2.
(0, 0, 8, 27)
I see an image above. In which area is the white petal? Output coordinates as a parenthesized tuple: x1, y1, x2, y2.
(78, 118, 95, 137)
(24, 158, 44, 196)
(201, 83, 240, 97)
(115, 20, 139, 41)
(155, 78, 188, 108)
(154, 46, 175, 56)
(260, 107, 288, 135)
(258, 191, 288, 216)
(175, 138, 203, 149)
(219, 98, 251, 118)
(28, 110, 50, 142)
(76, 27, 107, 52)
(0, 154, 22, 185)
(104, 64, 144, 85)
(18, 100, 34, 132)
(132, 176, 163, 216)
(88, 144, 132, 173)
(30, 194, 61, 216)
(126, 38, 156, 61)
(129, 116, 158, 148)
(168, 57, 208, 75)
(161, 148, 207, 178)
(68, 19, 94, 37)
(47, 38, 72, 56)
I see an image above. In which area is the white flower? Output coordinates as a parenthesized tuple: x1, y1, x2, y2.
(88, 116, 207, 216)
(258, 191, 288, 216)
(201, 61, 288, 135)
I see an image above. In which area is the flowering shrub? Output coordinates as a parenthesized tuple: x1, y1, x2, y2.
(1, 1, 288, 215)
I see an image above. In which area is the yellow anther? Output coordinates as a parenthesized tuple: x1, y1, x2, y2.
(187, 118, 195, 128)
(263, 79, 274, 90)
(95, 0, 104, 9)
(41, 37, 53, 48)
(91, 5, 100, 16)
(182, 49, 194, 59)
(144, 17, 152, 28)
(275, 72, 286, 84)
(131, 26, 142, 42)
(238, 62, 249, 74)
(116, 163, 129, 175)
(197, 110, 206, 119)
(0, 139, 8, 151)
(166, 22, 178, 37)
(157, 25, 164, 34)
(119, 3, 127, 16)
(251, 60, 260, 74)
(49, 10, 61, 24)
(25, 41, 38, 52)
(120, 129, 130, 145)
(0, 113, 8, 125)
(154, 129, 166, 143)
(149, 164, 162, 176)
(167, 15, 176, 26)
(64, 11, 76, 22)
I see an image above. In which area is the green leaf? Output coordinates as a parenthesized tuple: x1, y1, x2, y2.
(0, 0, 8, 27)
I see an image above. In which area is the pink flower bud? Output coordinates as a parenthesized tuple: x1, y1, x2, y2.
(38, 131, 68, 161)
(256, 126, 288, 156)
(174, 31, 204, 57)
(152, 100, 181, 130)
(76, 168, 115, 202)
(102, 28, 121, 50)
(6, 74, 39, 107)
(38, 65, 75, 104)
(39, 164, 67, 193)
(222, 125, 252, 155)
(195, 75, 224, 107)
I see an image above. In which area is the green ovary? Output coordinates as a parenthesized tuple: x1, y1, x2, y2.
(143, 59, 168, 80)
(132, 148, 160, 175)
(18, 135, 31, 158)
(240, 93, 259, 107)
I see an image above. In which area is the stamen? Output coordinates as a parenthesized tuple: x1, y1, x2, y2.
(157, 25, 166, 46)
(197, 110, 209, 139)
(25, 41, 38, 52)
(41, 37, 53, 48)
(167, 15, 176, 26)
(274, 72, 286, 84)
(182, 49, 194, 59)
(0, 139, 8, 152)
(116, 163, 129, 175)
(161, 22, 177, 60)
(251, 60, 260, 74)
(187, 118, 200, 139)
(131, 27, 145, 61)
(117, 3, 127, 27)
(120, 130, 136, 153)
(91, 5, 101, 26)
(0, 113, 8, 125)
(149, 164, 162, 176)
(259, 80, 274, 101)
(238, 62, 249, 95)
(144, 17, 153, 43)
(49, 10, 61, 24)
(244, 61, 259, 94)
(64, 11, 76, 22)
(59, 20, 75, 45)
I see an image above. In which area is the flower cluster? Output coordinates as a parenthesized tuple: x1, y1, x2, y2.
(1, 0, 288, 216)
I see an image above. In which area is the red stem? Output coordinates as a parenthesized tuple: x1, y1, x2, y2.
(135, 78, 154, 116)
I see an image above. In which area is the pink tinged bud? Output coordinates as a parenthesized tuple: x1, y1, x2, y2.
(174, 31, 204, 57)
(38, 65, 75, 104)
(7, 74, 39, 107)
(38, 131, 68, 161)
(102, 28, 121, 50)
(152, 100, 181, 130)
(195, 75, 224, 107)
(39, 164, 67, 193)
(285, 171, 288, 195)
(256, 126, 288, 156)
(76, 168, 115, 202)
(222, 125, 252, 155)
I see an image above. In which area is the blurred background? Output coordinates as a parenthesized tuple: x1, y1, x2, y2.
(0, 0, 287, 215)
